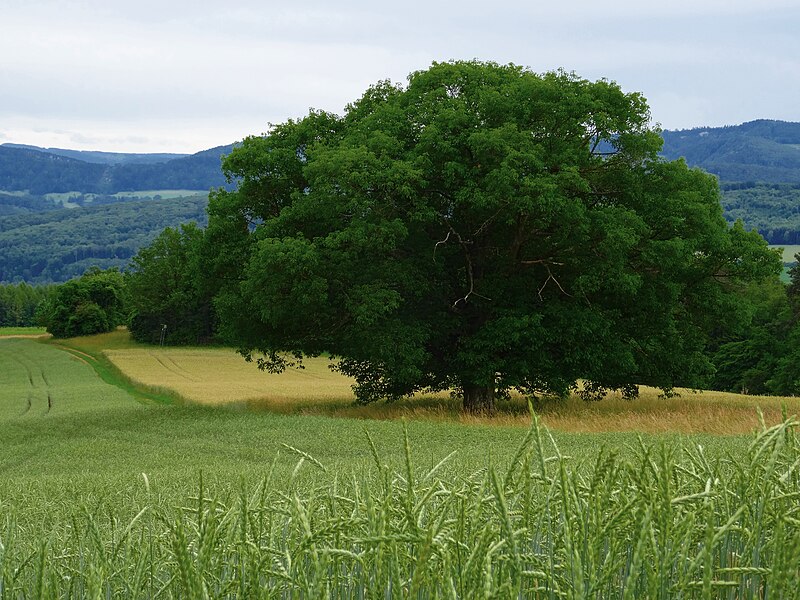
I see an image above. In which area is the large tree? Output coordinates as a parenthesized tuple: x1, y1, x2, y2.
(209, 61, 780, 412)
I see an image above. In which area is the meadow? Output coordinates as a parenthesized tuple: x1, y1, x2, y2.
(771, 244, 800, 263)
(0, 326, 47, 336)
(1, 332, 800, 597)
(101, 336, 800, 435)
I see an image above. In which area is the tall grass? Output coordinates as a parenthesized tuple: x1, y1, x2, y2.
(2, 415, 799, 598)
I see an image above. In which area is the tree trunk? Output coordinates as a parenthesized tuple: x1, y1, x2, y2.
(462, 384, 495, 414)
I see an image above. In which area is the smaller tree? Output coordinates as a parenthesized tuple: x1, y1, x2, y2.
(787, 252, 800, 312)
(39, 268, 126, 338)
(711, 253, 800, 396)
(126, 223, 215, 345)
(768, 254, 800, 394)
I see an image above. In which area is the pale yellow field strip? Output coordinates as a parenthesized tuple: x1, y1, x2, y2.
(105, 348, 355, 405)
(104, 346, 800, 434)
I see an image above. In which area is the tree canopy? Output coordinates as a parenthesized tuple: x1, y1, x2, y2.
(126, 223, 216, 345)
(209, 61, 780, 412)
(38, 267, 126, 338)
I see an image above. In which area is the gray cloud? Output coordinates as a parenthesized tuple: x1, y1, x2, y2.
(1, 0, 798, 151)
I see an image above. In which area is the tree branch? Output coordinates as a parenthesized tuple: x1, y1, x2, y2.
(439, 218, 491, 307)
(432, 230, 451, 262)
(537, 264, 573, 301)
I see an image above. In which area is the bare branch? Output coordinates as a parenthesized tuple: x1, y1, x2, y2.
(433, 230, 452, 262)
(520, 259, 564, 266)
(473, 206, 505, 238)
(440, 218, 492, 307)
(537, 265, 573, 301)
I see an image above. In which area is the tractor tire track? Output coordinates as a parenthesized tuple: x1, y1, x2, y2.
(6, 352, 39, 388)
(0, 347, 40, 415)
(165, 354, 200, 381)
(150, 353, 198, 382)
(0, 344, 56, 416)
(20, 392, 33, 416)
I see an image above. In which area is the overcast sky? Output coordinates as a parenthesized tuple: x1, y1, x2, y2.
(1, 0, 798, 153)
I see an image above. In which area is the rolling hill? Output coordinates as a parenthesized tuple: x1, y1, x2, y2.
(661, 120, 800, 184)
(1, 120, 799, 283)
(0, 143, 234, 194)
(1, 143, 188, 165)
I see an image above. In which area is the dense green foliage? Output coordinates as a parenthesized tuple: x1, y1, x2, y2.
(209, 61, 780, 412)
(0, 282, 53, 327)
(37, 268, 126, 338)
(661, 120, 800, 184)
(3, 122, 800, 285)
(0, 195, 208, 283)
(0, 144, 233, 194)
(126, 223, 216, 344)
(1, 338, 799, 597)
(0, 191, 58, 216)
(711, 256, 800, 395)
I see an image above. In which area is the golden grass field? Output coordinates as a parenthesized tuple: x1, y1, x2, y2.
(103, 343, 800, 435)
(104, 348, 356, 406)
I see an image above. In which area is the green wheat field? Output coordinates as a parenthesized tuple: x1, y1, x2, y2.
(1, 335, 799, 598)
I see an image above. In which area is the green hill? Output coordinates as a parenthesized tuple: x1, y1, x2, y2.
(661, 120, 800, 183)
(2, 120, 800, 282)
(661, 120, 800, 244)
(1, 143, 188, 165)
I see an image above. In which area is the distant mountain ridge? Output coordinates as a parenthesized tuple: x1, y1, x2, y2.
(0, 120, 799, 283)
(2, 120, 799, 196)
(0, 143, 235, 194)
(1, 143, 189, 166)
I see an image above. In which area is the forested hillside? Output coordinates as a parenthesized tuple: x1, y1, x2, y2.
(0, 195, 208, 283)
(661, 120, 800, 243)
(1, 120, 799, 283)
(0, 142, 227, 283)
(0, 144, 233, 194)
(0, 192, 58, 216)
(721, 183, 800, 244)
(661, 120, 800, 183)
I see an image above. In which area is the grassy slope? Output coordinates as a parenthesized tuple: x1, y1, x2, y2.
(0, 334, 767, 553)
(0, 336, 750, 515)
(3, 335, 799, 596)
